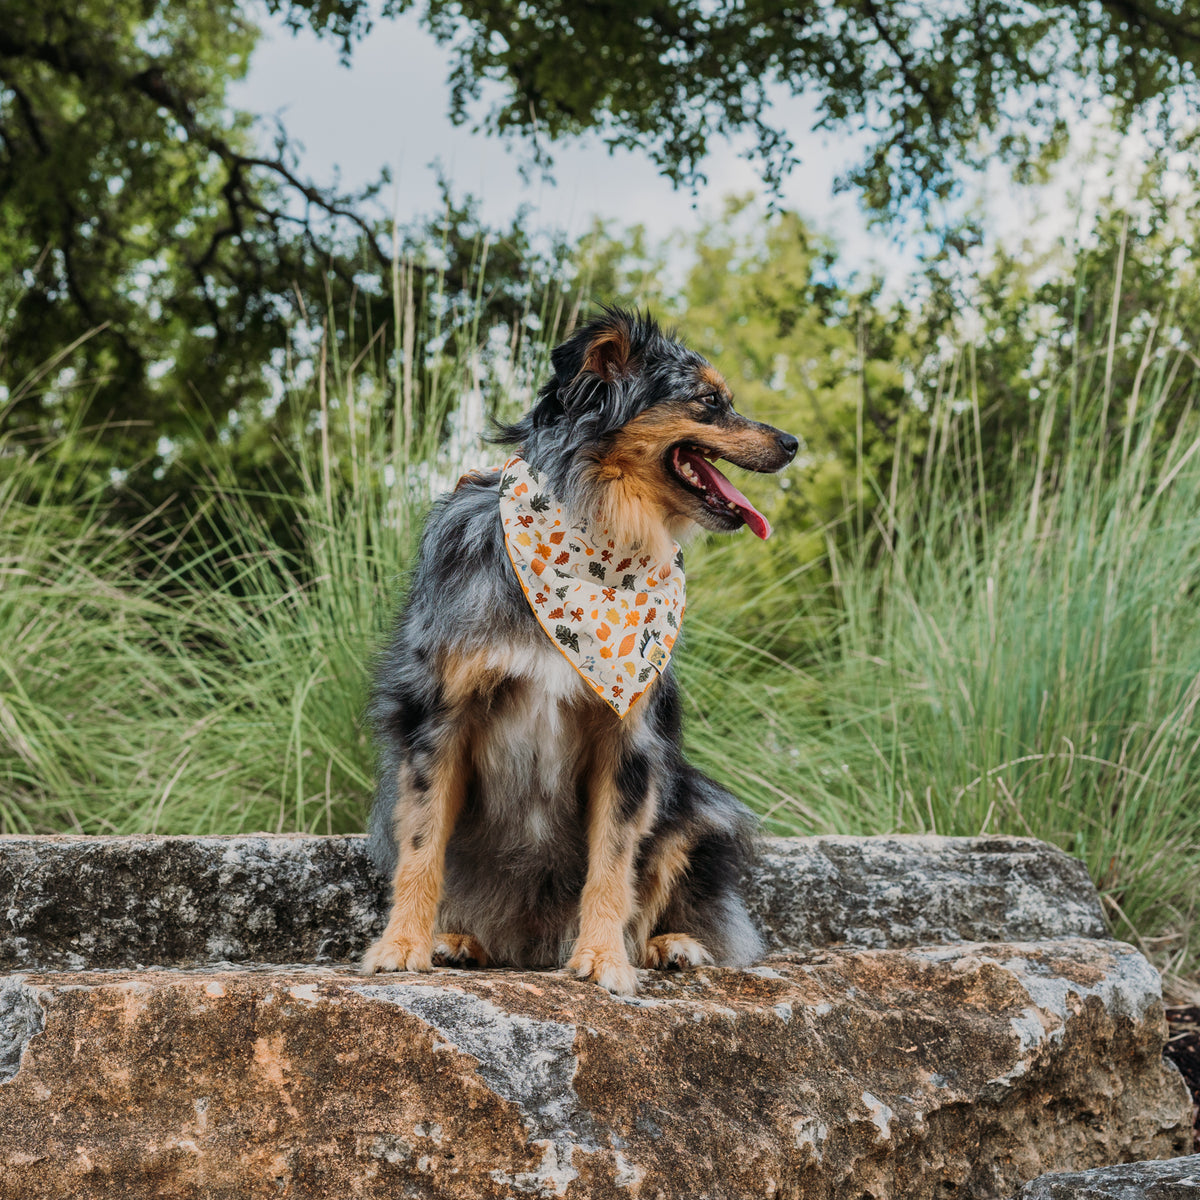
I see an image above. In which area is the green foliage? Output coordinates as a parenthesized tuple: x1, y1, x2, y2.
(0, 0, 372, 457)
(0, 380, 400, 837)
(5, 241, 1200, 989)
(0, 3, 583, 497)
(281, 0, 1200, 220)
(749, 318, 1200, 989)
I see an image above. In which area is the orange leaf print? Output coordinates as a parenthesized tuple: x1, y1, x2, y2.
(623, 612, 640, 628)
(555, 551, 570, 565)
(643, 606, 657, 624)
(606, 608, 620, 624)
(635, 593, 648, 606)
(531, 558, 545, 576)
(536, 543, 552, 559)
(548, 532, 565, 544)
(619, 633, 637, 657)
(514, 482, 528, 496)
(596, 622, 611, 641)
(548, 608, 564, 620)
(624, 661, 637, 677)
(600, 645, 614, 659)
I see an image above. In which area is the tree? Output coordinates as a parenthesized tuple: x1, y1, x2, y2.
(907, 143, 1200, 496)
(0, 0, 391, 467)
(0, 0, 584, 495)
(274, 0, 1200, 220)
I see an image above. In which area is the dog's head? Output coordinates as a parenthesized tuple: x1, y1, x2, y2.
(496, 308, 798, 557)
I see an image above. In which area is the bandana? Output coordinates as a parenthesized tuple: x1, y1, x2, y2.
(498, 455, 685, 717)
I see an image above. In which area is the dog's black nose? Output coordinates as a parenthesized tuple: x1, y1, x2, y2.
(777, 432, 799, 461)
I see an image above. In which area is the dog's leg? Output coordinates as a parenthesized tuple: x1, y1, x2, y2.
(568, 738, 655, 995)
(361, 736, 469, 975)
(630, 832, 714, 969)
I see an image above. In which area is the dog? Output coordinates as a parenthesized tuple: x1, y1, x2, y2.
(361, 307, 798, 994)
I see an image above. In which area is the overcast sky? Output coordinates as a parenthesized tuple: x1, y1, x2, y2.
(228, 6, 919, 285)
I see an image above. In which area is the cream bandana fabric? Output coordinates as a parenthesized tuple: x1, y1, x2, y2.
(498, 455, 685, 717)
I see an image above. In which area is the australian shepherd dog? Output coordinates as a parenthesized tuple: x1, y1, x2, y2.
(362, 307, 798, 994)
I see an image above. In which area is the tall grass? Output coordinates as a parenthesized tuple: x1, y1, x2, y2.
(0, 399, 408, 836)
(3, 260, 1199, 988)
(768, 330, 1200, 991)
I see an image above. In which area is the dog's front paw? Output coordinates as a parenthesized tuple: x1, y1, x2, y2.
(644, 933, 713, 969)
(569, 945, 639, 995)
(360, 931, 433, 976)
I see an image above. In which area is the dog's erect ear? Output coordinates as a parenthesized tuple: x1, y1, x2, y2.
(580, 316, 633, 381)
(550, 309, 638, 394)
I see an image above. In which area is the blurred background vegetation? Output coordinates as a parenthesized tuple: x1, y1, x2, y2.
(4, 0, 1200, 993)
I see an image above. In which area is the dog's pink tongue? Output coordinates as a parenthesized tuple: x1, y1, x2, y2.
(683, 452, 772, 540)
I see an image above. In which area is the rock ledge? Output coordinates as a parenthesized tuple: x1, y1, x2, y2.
(0, 834, 1191, 1199)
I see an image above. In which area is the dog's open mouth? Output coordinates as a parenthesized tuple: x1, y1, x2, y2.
(667, 445, 772, 540)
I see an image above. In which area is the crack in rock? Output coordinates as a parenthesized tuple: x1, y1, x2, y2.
(355, 980, 601, 1194)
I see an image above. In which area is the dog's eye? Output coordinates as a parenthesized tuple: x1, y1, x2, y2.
(699, 392, 724, 412)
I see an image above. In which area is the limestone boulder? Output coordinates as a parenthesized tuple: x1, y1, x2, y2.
(0, 940, 1192, 1199)
(0, 833, 1190, 1198)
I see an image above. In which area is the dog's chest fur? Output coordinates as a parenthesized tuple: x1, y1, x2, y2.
(471, 636, 599, 834)
(439, 634, 650, 965)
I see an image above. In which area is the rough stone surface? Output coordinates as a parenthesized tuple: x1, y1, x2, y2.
(1015, 1154, 1200, 1197)
(0, 941, 1191, 1199)
(747, 835, 1106, 952)
(0, 833, 1105, 970)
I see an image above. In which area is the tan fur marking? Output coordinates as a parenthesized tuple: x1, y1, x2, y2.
(701, 422, 788, 470)
(698, 364, 731, 398)
(645, 933, 712, 969)
(433, 932, 489, 966)
(630, 831, 693, 951)
(586, 410, 704, 559)
(360, 733, 471, 974)
(440, 647, 515, 708)
(454, 468, 491, 491)
(584, 403, 783, 555)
